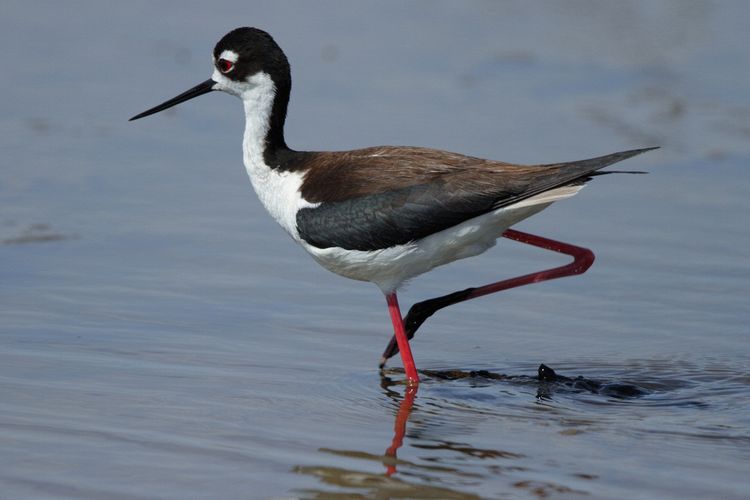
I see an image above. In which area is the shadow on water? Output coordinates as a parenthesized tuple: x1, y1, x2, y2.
(0, 222, 77, 245)
(292, 361, 733, 498)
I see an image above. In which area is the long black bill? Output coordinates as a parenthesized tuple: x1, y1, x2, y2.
(129, 79, 216, 121)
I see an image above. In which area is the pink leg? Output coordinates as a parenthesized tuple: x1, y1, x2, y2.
(380, 229, 595, 366)
(465, 229, 595, 296)
(385, 292, 420, 385)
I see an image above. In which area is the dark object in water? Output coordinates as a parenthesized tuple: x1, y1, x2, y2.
(537, 363, 646, 399)
(382, 363, 647, 400)
(538, 363, 558, 381)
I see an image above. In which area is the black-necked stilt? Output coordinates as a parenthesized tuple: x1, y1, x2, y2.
(131, 27, 656, 386)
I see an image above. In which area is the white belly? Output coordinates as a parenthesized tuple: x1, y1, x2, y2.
(302, 185, 584, 293)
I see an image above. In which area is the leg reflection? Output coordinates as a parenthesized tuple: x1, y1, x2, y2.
(383, 384, 417, 476)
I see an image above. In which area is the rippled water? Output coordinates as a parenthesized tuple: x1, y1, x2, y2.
(2, 1, 749, 498)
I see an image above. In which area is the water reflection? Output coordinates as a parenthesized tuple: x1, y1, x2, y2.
(294, 462, 480, 499)
(295, 382, 484, 499)
(293, 362, 713, 497)
(294, 367, 600, 497)
(382, 384, 417, 476)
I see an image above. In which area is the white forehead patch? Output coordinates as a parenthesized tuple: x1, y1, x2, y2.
(218, 49, 239, 63)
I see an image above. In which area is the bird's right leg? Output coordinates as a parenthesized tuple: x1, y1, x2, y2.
(379, 229, 595, 367)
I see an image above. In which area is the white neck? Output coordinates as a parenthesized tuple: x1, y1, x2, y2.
(210, 68, 277, 174)
(239, 72, 276, 174)
(214, 71, 312, 240)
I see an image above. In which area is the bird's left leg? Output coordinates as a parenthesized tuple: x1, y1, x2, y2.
(379, 229, 595, 367)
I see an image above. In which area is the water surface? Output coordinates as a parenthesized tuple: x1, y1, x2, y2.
(1, 1, 749, 498)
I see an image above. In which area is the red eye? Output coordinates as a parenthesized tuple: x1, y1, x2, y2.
(218, 58, 234, 73)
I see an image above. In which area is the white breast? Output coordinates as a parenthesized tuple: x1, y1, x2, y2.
(245, 166, 315, 240)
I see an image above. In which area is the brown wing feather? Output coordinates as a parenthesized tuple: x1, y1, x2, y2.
(299, 146, 656, 204)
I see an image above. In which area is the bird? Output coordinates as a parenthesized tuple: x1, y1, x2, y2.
(130, 27, 656, 386)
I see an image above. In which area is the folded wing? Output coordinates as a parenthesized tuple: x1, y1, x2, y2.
(296, 147, 655, 251)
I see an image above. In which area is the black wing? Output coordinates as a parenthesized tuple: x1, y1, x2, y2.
(297, 181, 509, 251)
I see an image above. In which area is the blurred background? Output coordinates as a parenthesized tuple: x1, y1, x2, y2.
(1, 1, 748, 498)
